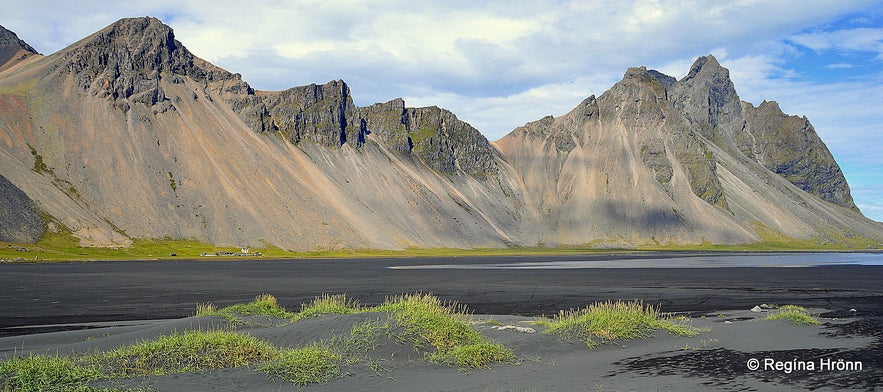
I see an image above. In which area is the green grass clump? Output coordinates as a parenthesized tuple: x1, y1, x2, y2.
(207, 294, 298, 322)
(259, 344, 341, 386)
(377, 293, 514, 368)
(199, 294, 363, 324)
(197, 294, 364, 325)
(542, 300, 699, 348)
(89, 330, 278, 377)
(428, 342, 515, 369)
(262, 318, 394, 385)
(194, 302, 217, 316)
(0, 354, 101, 392)
(378, 294, 482, 352)
(294, 293, 360, 320)
(0, 354, 157, 392)
(764, 305, 819, 325)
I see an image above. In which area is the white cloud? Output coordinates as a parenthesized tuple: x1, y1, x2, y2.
(826, 62, 855, 69)
(852, 184, 883, 222)
(789, 27, 883, 57)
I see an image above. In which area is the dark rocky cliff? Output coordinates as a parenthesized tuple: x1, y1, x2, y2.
(738, 101, 856, 209)
(667, 55, 854, 210)
(55, 17, 243, 107)
(618, 66, 728, 208)
(235, 80, 367, 148)
(234, 89, 502, 176)
(362, 100, 502, 175)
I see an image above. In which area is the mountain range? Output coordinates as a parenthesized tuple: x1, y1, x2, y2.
(1, 17, 881, 250)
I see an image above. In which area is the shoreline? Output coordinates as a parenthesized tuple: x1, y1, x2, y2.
(3, 245, 882, 263)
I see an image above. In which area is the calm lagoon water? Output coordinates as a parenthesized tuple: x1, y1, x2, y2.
(388, 252, 883, 269)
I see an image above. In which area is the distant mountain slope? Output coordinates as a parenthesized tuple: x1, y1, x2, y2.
(0, 24, 39, 72)
(0, 17, 530, 249)
(496, 57, 879, 246)
(0, 17, 880, 249)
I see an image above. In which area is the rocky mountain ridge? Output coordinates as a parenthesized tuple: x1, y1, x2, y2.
(0, 24, 39, 72)
(0, 17, 879, 250)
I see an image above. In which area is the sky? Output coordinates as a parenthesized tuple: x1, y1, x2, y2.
(3, 0, 883, 222)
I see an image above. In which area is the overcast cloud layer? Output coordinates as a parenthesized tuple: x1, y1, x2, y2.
(4, 0, 882, 222)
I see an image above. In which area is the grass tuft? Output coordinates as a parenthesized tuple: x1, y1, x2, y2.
(377, 293, 481, 352)
(428, 342, 515, 369)
(197, 294, 363, 324)
(0, 354, 102, 392)
(259, 344, 341, 386)
(88, 330, 278, 377)
(376, 293, 514, 368)
(294, 294, 360, 320)
(543, 300, 699, 348)
(205, 294, 298, 322)
(194, 302, 217, 316)
(764, 305, 819, 325)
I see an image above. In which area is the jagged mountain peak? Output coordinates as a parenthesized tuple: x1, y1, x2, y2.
(53, 16, 239, 104)
(622, 65, 651, 78)
(66, 16, 183, 71)
(756, 99, 784, 112)
(101, 16, 171, 41)
(611, 66, 674, 98)
(682, 54, 725, 80)
(670, 55, 741, 135)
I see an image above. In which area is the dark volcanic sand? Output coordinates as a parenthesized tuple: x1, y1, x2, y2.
(0, 253, 881, 391)
(1, 253, 881, 332)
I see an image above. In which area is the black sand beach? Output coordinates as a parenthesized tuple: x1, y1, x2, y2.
(2, 253, 881, 331)
(1, 253, 881, 391)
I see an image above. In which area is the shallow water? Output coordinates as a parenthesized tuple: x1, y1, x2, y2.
(388, 252, 883, 269)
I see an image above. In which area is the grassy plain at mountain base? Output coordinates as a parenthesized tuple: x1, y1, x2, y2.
(2, 229, 879, 262)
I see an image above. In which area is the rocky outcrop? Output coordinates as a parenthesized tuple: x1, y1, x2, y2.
(664, 55, 854, 210)
(361, 98, 412, 153)
(669, 55, 742, 140)
(235, 90, 503, 175)
(374, 104, 501, 175)
(235, 80, 367, 147)
(55, 17, 243, 107)
(738, 101, 856, 209)
(0, 175, 43, 243)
